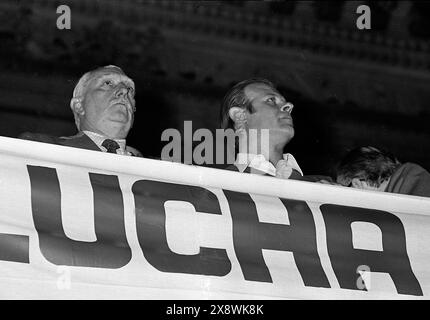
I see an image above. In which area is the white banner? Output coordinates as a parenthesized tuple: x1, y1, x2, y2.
(0, 136, 430, 299)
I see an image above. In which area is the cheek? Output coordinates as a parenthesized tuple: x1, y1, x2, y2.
(129, 95, 136, 105)
(90, 104, 107, 118)
(128, 112, 134, 124)
(260, 113, 279, 127)
(90, 91, 110, 107)
(247, 114, 268, 129)
(85, 106, 110, 124)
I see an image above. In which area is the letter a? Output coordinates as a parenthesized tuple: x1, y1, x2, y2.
(161, 128, 182, 162)
(356, 5, 371, 30)
(56, 5, 71, 30)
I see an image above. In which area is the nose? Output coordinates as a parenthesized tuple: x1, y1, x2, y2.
(115, 85, 128, 98)
(280, 102, 294, 114)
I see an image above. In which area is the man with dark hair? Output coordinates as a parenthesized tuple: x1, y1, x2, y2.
(20, 65, 142, 156)
(219, 78, 302, 179)
(336, 146, 430, 197)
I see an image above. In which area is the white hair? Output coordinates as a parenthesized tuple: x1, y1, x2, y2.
(71, 65, 125, 101)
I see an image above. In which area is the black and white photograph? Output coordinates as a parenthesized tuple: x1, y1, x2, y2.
(0, 0, 429, 304)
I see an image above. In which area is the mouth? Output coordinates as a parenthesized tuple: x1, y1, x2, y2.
(279, 116, 293, 124)
(111, 100, 131, 112)
(111, 100, 128, 107)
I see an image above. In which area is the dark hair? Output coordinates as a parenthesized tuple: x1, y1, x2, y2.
(219, 78, 276, 130)
(336, 146, 401, 187)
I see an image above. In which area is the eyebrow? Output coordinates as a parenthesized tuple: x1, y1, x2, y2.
(95, 74, 135, 88)
(263, 92, 285, 100)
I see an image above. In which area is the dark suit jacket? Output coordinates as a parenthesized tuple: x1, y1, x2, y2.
(19, 131, 143, 157)
(385, 162, 430, 198)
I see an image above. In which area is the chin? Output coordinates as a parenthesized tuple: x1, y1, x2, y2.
(101, 123, 130, 139)
(282, 128, 294, 144)
(281, 125, 294, 136)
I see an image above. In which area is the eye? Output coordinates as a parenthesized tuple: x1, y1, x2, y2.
(103, 80, 113, 87)
(266, 97, 276, 105)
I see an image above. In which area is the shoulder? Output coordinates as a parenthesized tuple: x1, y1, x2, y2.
(19, 132, 97, 150)
(399, 162, 429, 174)
(392, 162, 430, 180)
(387, 162, 430, 197)
(126, 145, 143, 157)
(18, 132, 60, 144)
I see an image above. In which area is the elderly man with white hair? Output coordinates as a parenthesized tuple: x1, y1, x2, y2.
(20, 65, 142, 156)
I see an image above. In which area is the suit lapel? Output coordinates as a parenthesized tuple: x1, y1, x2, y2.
(59, 132, 101, 151)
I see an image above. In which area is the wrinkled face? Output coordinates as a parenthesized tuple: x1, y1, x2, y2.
(244, 83, 294, 144)
(80, 68, 136, 139)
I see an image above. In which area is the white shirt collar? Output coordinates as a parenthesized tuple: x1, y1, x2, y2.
(82, 131, 129, 155)
(234, 153, 303, 176)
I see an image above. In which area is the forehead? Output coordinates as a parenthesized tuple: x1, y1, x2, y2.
(89, 69, 134, 86)
(244, 83, 281, 100)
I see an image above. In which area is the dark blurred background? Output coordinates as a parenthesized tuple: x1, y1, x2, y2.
(0, 0, 429, 177)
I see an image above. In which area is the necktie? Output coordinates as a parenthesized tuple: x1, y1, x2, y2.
(102, 139, 120, 154)
(275, 159, 293, 179)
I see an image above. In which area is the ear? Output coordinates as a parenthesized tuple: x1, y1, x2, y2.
(351, 178, 366, 189)
(228, 107, 247, 129)
(70, 97, 85, 116)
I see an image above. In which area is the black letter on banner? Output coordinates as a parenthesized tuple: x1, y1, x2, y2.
(320, 204, 423, 296)
(132, 180, 231, 276)
(0, 234, 29, 264)
(27, 166, 131, 268)
(224, 190, 330, 287)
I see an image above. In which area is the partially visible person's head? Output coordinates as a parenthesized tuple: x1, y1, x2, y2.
(336, 146, 401, 191)
(220, 78, 295, 151)
(70, 65, 136, 139)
